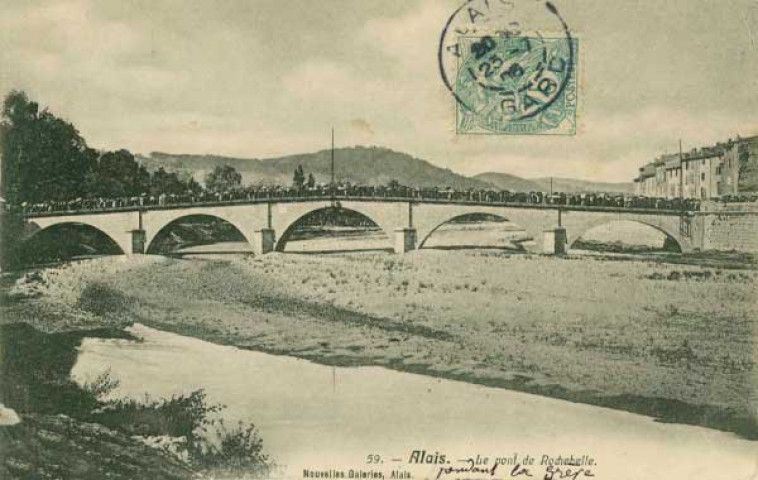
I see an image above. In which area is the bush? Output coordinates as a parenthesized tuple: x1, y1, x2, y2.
(93, 389, 223, 438)
(81, 368, 120, 400)
(92, 388, 272, 477)
(188, 419, 271, 478)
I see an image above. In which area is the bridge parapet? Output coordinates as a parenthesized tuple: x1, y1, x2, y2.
(21, 196, 692, 219)
(16, 198, 758, 257)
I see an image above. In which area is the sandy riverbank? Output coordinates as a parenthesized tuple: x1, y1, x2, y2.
(4, 250, 758, 439)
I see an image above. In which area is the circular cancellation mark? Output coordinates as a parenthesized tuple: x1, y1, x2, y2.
(438, 0, 577, 135)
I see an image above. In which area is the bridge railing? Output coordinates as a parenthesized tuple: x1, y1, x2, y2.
(16, 188, 702, 218)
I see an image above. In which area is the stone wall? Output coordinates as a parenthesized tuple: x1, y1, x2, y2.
(700, 209, 758, 253)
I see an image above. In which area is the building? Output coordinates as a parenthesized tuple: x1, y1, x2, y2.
(635, 161, 658, 197)
(720, 136, 758, 194)
(633, 135, 758, 199)
(682, 146, 722, 200)
(662, 154, 681, 199)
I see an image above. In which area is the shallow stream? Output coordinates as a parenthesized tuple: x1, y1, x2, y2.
(71, 324, 756, 480)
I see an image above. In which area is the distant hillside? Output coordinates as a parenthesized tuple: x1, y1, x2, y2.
(473, 172, 634, 194)
(472, 172, 543, 192)
(135, 147, 634, 193)
(137, 147, 491, 189)
(531, 177, 635, 194)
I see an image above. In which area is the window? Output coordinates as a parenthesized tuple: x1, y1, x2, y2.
(701, 173, 705, 181)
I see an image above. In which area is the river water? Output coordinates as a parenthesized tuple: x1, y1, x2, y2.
(71, 324, 756, 480)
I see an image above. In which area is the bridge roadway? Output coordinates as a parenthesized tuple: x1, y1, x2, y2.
(22, 196, 697, 255)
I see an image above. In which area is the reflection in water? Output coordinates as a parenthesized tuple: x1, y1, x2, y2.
(72, 325, 755, 480)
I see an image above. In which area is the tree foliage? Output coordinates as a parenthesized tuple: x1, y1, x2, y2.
(293, 164, 305, 188)
(85, 149, 151, 198)
(152, 167, 194, 196)
(205, 164, 242, 193)
(1, 91, 204, 204)
(1, 90, 97, 203)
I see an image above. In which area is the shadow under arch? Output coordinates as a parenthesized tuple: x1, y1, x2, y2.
(569, 219, 683, 253)
(146, 214, 250, 255)
(16, 222, 124, 266)
(418, 212, 532, 250)
(275, 206, 391, 253)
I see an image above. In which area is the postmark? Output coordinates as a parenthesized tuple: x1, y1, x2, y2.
(438, 0, 578, 135)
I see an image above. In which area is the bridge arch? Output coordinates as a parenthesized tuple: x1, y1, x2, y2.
(417, 212, 531, 250)
(18, 221, 125, 264)
(145, 214, 251, 255)
(413, 206, 547, 253)
(567, 218, 685, 253)
(274, 205, 391, 252)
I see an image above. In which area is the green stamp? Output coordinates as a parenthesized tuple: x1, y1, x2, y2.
(455, 35, 577, 136)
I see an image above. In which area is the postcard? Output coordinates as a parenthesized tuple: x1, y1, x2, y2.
(0, 1, 756, 479)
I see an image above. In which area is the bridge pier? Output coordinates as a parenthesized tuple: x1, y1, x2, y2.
(542, 227, 567, 255)
(129, 229, 146, 254)
(394, 228, 416, 254)
(252, 229, 276, 255)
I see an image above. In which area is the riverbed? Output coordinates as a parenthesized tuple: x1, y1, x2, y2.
(71, 324, 757, 480)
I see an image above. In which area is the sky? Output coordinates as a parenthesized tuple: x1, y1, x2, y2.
(0, 0, 756, 182)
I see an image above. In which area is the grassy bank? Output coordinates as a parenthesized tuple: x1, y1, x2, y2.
(0, 279, 273, 479)
(5, 251, 758, 440)
(0, 318, 193, 480)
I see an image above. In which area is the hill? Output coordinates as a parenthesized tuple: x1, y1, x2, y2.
(531, 177, 635, 194)
(135, 147, 635, 193)
(472, 172, 543, 192)
(136, 147, 491, 189)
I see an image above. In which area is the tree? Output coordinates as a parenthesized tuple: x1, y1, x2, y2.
(88, 149, 149, 198)
(151, 167, 190, 196)
(1, 90, 97, 204)
(186, 177, 203, 194)
(293, 165, 305, 188)
(306, 172, 316, 189)
(205, 165, 242, 193)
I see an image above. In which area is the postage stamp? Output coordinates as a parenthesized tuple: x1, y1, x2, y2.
(455, 35, 578, 135)
(439, 0, 578, 135)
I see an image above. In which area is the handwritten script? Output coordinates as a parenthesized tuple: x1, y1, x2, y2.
(436, 458, 595, 480)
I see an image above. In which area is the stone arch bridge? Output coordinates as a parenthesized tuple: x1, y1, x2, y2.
(21, 199, 700, 256)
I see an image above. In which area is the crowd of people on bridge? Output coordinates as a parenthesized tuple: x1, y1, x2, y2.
(15, 181, 754, 216)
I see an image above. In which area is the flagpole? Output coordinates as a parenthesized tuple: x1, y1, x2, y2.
(330, 127, 335, 206)
(679, 138, 687, 234)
